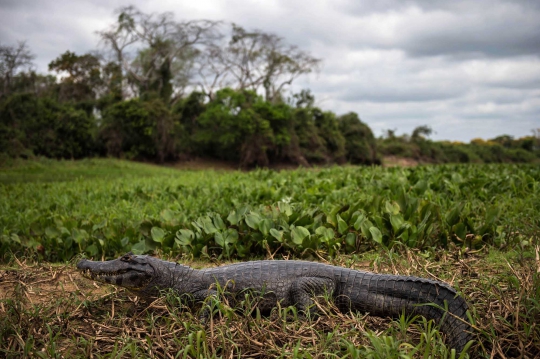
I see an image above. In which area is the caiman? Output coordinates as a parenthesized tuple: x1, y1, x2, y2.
(77, 252, 473, 353)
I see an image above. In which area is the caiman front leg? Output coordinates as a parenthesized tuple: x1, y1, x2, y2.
(290, 277, 335, 318)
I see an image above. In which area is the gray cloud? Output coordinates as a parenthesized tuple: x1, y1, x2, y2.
(0, 0, 539, 142)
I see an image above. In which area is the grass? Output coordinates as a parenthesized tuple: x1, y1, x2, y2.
(0, 157, 184, 184)
(1, 246, 538, 358)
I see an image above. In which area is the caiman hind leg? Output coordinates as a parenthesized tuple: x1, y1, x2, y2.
(290, 277, 336, 318)
(192, 289, 220, 323)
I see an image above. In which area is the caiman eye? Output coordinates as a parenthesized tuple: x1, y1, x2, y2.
(121, 252, 134, 262)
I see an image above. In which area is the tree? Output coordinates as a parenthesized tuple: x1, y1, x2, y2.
(0, 41, 35, 96)
(200, 24, 321, 103)
(99, 98, 176, 162)
(313, 109, 346, 163)
(193, 88, 294, 167)
(0, 93, 96, 158)
(411, 125, 433, 142)
(98, 6, 219, 104)
(172, 91, 207, 154)
(338, 112, 379, 165)
(290, 107, 327, 164)
(291, 89, 315, 109)
(48, 51, 102, 104)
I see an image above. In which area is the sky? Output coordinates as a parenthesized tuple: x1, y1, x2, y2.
(1, 0, 540, 142)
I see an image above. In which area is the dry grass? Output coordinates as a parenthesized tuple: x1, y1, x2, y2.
(1, 246, 538, 358)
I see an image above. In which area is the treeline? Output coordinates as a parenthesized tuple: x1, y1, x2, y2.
(0, 6, 538, 166)
(0, 79, 379, 167)
(0, 6, 378, 167)
(378, 126, 540, 164)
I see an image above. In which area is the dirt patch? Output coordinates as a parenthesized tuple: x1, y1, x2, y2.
(1, 249, 538, 358)
(383, 156, 420, 167)
(0, 262, 111, 306)
(169, 157, 240, 171)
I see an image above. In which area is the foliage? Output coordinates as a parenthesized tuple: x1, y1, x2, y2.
(1, 159, 538, 262)
(0, 41, 35, 96)
(339, 112, 380, 165)
(378, 126, 540, 164)
(48, 51, 102, 105)
(99, 98, 177, 162)
(198, 24, 321, 102)
(0, 93, 96, 158)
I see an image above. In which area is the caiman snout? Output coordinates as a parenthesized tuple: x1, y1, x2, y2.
(75, 255, 153, 291)
(76, 259, 90, 269)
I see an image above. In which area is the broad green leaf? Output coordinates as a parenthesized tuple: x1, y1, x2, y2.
(360, 219, 374, 238)
(445, 204, 462, 226)
(71, 228, 88, 244)
(270, 228, 283, 241)
(45, 227, 60, 239)
(197, 216, 218, 234)
(245, 213, 261, 230)
(345, 233, 356, 247)
(86, 244, 99, 256)
(353, 213, 366, 231)
(225, 228, 239, 244)
(212, 214, 226, 230)
(10, 233, 21, 244)
(316, 226, 334, 242)
(92, 220, 107, 231)
(369, 226, 383, 244)
(214, 232, 225, 247)
(131, 240, 147, 255)
(413, 180, 428, 194)
(278, 202, 293, 216)
(151, 227, 166, 243)
(291, 226, 310, 245)
(389, 214, 404, 233)
(337, 215, 348, 235)
(453, 222, 467, 241)
(385, 201, 400, 215)
(227, 210, 241, 225)
(175, 229, 194, 246)
(258, 218, 272, 236)
(215, 229, 238, 247)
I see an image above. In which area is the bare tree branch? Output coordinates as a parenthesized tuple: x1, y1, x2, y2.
(0, 41, 35, 95)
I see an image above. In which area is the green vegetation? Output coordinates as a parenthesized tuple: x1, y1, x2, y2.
(2, 8, 539, 168)
(1, 159, 538, 262)
(0, 159, 539, 357)
(378, 128, 540, 164)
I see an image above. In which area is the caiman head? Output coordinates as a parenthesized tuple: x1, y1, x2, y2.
(77, 252, 171, 296)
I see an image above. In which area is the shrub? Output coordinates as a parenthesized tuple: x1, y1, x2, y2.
(338, 112, 379, 165)
(100, 98, 176, 162)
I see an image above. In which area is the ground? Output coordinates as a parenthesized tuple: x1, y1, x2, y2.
(1, 247, 538, 358)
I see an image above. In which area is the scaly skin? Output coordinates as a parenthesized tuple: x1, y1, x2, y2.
(77, 253, 473, 352)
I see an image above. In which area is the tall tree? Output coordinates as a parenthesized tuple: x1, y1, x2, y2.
(48, 51, 102, 104)
(98, 6, 219, 103)
(0, 41, 35, 96)
(201, 24, 321, 102)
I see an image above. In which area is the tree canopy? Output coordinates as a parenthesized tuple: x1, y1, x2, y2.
(1, 6, 538, 166)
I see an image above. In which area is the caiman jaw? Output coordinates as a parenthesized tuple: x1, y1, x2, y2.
(80, 268, 131, 282)
(77, 256, 152, 290)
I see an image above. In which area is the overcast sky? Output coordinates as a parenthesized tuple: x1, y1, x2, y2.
(1, 0, 539, 142)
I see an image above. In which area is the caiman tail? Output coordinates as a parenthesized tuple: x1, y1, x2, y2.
(339, 271, 471, 352)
